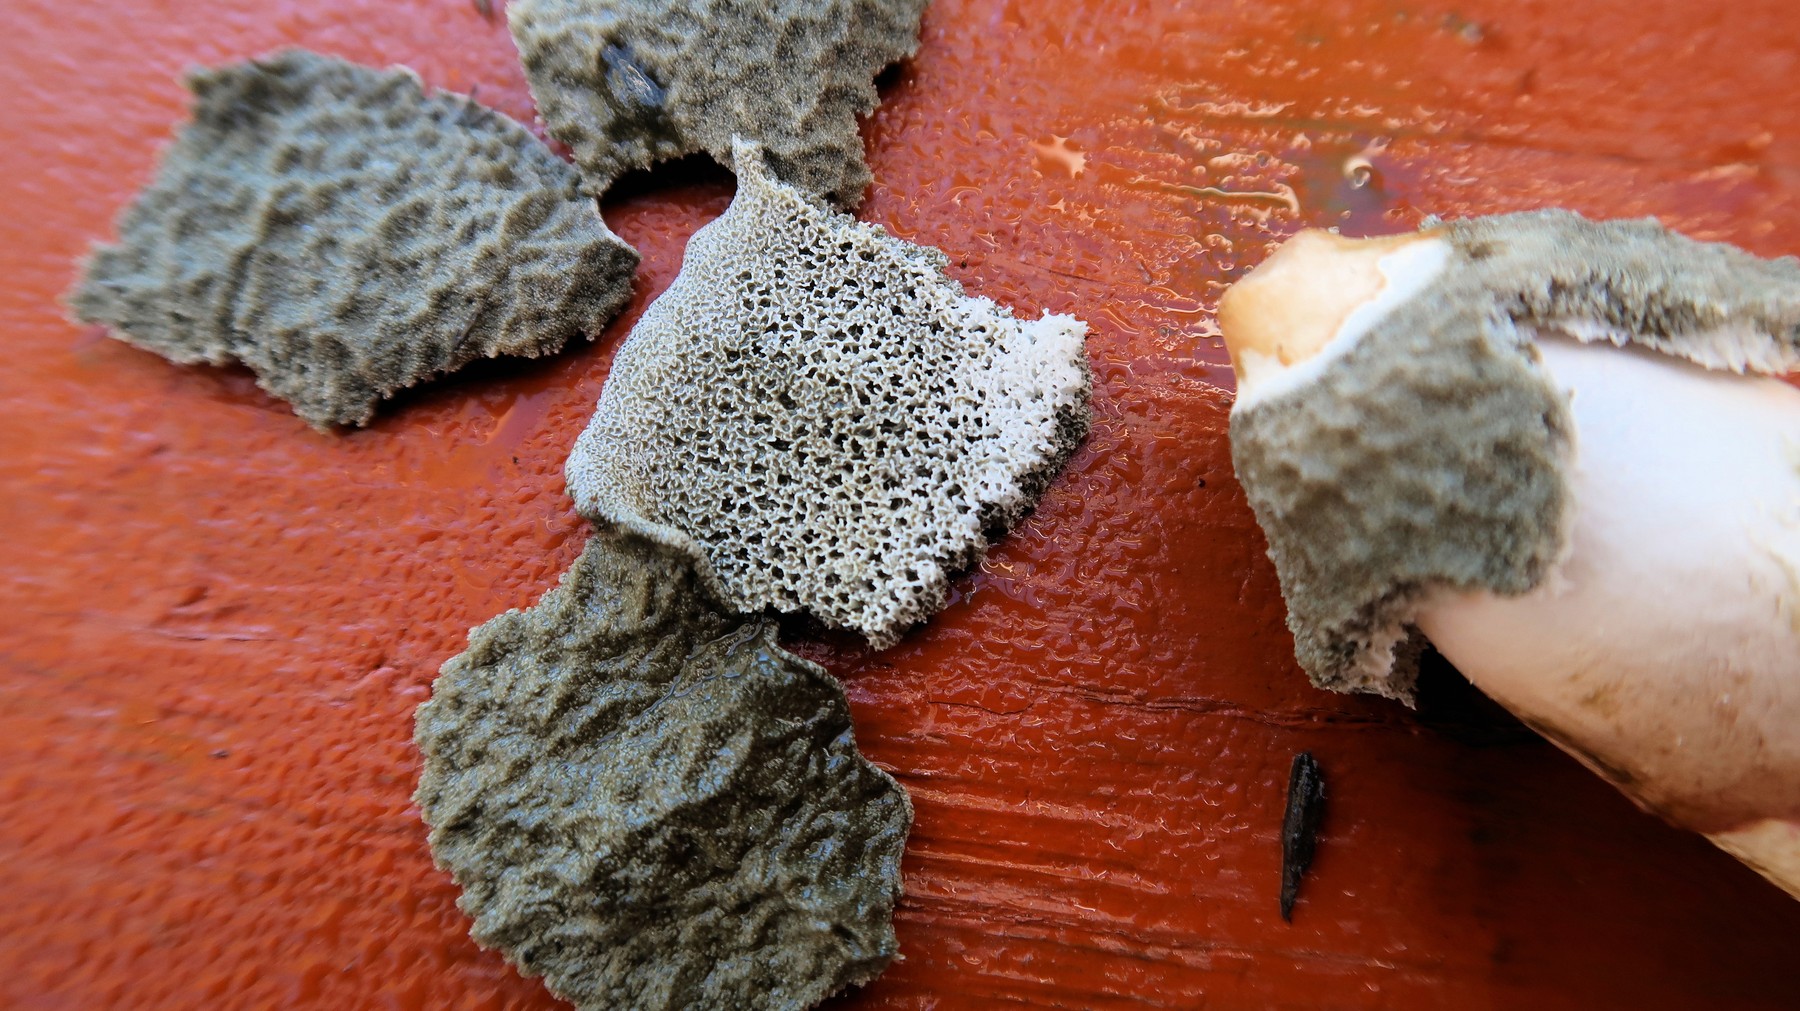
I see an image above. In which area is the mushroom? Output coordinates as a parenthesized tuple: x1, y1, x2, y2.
(567, 143, 1090, 649)
(68, 51, 637, 430)
(1220, 211, 1800, 896)
(507, 0, 931, 206)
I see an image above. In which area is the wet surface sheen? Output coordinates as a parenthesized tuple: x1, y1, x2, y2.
(4, 0, 1800, 1008)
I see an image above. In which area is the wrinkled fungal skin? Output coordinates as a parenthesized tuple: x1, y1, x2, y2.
(1233, 209, 1800, 701)
(1231, 285, 1573, 702)
(1446, 211, 1800, 375)
(415, 530, 911, 1011)
(566, 144, 1091, 649)
(507, 0, 930, 206)
(67, 50, 638, 429)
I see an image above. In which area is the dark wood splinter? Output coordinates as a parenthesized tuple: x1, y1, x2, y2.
(1280, 751, 1326, 922)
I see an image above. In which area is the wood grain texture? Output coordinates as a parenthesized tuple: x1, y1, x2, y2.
(3, 0, 1799, 1008)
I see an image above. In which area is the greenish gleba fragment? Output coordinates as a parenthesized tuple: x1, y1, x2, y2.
(68, 50, 638, 429)
(507, 0, 931, 206)
(415, 530, 911, 1011)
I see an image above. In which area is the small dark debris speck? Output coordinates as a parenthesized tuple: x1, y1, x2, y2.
(602, 44, 666, 112)
(1280, 751, 1326, 922)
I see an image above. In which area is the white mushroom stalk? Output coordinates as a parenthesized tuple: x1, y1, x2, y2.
(1221, 212, 1800, 897)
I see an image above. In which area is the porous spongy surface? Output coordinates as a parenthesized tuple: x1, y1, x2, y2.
(1232, 210, 1800, 701)
(67, 49, 638, 429)
(1444, 210, 1800, 375)
(415, 530, 912, 1011)
(507, 0, 929, 206)
(566, 145, 1091, 649)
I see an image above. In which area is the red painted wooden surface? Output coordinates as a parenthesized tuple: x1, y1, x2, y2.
(3, 0, 1798, 1007)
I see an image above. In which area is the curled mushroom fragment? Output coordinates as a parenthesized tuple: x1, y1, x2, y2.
(1222, 211, 1800, 896)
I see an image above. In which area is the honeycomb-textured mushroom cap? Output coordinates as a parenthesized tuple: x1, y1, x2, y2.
(415, 530, 912, 1011)
(507, 0, 930, 206)
(67, 50, 639, 429)
(566, 143, 1091, 649)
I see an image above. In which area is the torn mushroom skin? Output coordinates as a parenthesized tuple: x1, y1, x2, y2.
(567, 142, 1091, 649)
(67, 51, 637, 430)
(508, 0, 930, 205)
(1221, 212, 1800, 898)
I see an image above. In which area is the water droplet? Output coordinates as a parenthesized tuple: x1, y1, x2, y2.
(1032, 135, 1087, 178)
